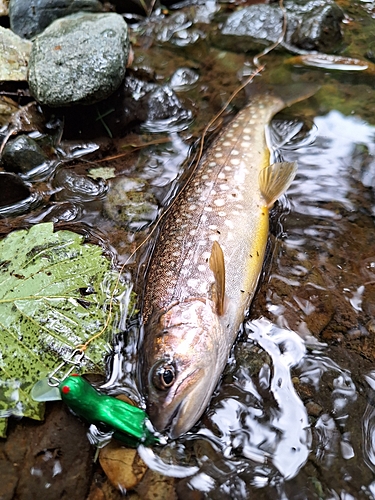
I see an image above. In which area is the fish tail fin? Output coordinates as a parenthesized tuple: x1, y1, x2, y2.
(245, 81, 319, 107)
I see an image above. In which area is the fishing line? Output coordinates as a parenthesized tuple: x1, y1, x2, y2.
(77, 0, 289, 352)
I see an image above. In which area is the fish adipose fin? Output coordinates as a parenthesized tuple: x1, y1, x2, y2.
(259, 161, 297, 209)
(209, 241, 226, 316)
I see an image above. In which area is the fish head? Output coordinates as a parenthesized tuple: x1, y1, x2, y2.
(142, 298, 222, 438)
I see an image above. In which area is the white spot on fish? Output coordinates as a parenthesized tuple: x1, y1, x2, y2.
(230, 158, 240, 166)
(222, 141, 231, 147)
(244, 128, 252, 134)
(231, 150, 239, 155)
(198, 264, 206, 272)
(215, 152, 223, 158)
(202, 251, 211, 260)
(209, 162, 216, 167)
(224, 166, 232, 171)
(209, 224, 217, 230)
(218, 173, 226, 179)
(225, 220, 234, 229)
(243, 134, 251, 140)
(209, 234, 219, 241)
(204, 206, 213, 212)
(220, 184, 229, 191)
(232, 122, 239, 128)
(218, 211, 226, 217)
(214, 199, 225, 207)
(190, 229, 196, 236)
(172, 251, 180, 257)
(241, 141, 250, 148)
(202, 174, 209, 180)
(201, 214, 207, 222)
(187, 278, 199, 289)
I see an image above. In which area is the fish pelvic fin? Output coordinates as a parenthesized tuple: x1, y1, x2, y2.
(259, 161, 297, 209)
(209, 241, 226, 316)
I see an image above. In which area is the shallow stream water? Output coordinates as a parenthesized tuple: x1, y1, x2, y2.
(1, 0, 375, 498)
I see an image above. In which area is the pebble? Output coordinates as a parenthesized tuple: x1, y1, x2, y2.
(0, 26, 32, 81)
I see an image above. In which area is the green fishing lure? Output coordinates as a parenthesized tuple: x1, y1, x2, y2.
(59, 375, 158, 447)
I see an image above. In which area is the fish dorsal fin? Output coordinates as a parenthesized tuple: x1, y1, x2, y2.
(259, 161, 297, 208)
(209, 241, 226, 316)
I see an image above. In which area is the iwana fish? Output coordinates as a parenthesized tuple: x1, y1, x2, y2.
(140, 84, 315, 438)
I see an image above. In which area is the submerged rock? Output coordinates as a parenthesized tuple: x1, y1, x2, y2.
(8, 0, 102, 40)
(0, 27, 32, 81)
(1, 134, 48, 174)
(121, 74, 192, 131)
(53, 168, 107, 202)
(28, 12, 130, 106)
(103, 177, 159, 231)
(214, 0, 344, 54)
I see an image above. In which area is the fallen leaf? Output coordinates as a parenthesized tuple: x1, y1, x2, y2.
(0, 222, 128, 435)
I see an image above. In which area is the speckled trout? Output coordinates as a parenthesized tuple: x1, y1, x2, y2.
(140, 84, 314, 438)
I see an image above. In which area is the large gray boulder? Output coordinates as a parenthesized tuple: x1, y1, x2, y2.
(9, 0, 102, 40)
(28, 12, 130, 106)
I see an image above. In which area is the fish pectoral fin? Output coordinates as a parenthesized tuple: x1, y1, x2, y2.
(209, 241, 226, 316)
(259, 161, 297, 208)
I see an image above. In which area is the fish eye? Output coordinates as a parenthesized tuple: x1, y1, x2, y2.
(152, 363, 176, 390)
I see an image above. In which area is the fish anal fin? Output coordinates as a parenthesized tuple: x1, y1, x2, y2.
(259, 161, 297, 208)
(209, 241, 226, 316)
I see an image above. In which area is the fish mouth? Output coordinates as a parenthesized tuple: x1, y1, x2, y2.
(148, 367, 211, 439)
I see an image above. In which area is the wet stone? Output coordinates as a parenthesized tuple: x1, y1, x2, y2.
(8, 0, 102, 40)
(0, 172, 31, 206)
(28, 12, 130, 106)
(305, 401, 323, 418)
(0, 0, 8, 16)
(169, 67, 199, 91)
(121, 74, 192, 130)
(99, 441, 148, 491)
(0, 27, 32, 81)
(286, 0, 344, 52)
(103, 177, 158, 231)
(0, 402, 94, 500)
(1, 134, 48, 173)
(214, 0, 344, 54)
(53, 168, 107, 202)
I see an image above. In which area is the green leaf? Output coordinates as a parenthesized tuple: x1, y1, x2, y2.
(0, 222, 127, 430)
